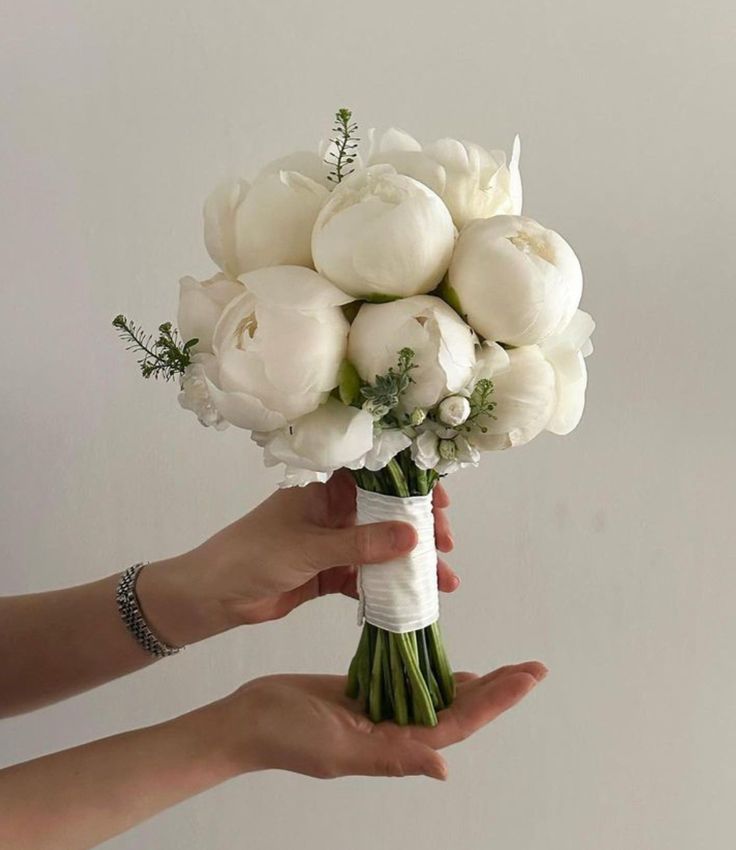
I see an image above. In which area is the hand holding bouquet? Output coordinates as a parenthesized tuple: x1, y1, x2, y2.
(114, 109, 594, 726)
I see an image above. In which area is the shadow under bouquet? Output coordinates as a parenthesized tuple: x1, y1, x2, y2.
(114, 109, 594, 726)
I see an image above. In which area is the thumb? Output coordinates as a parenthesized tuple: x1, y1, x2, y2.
(308, 521, 417, 569)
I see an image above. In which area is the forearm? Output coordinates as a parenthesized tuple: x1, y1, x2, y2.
(0, 554, 231, 717)
(0, 699, 251, 850)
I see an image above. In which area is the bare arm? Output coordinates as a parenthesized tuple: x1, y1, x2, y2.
(0, 474, 456, 718)
(0, 560, 212, 717)
(0, 663, 545, 850)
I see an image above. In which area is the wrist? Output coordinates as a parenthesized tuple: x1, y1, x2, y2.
(193, 687, 268, 776)
(134, 551, 233, 648)
(170, 697, 261, 782)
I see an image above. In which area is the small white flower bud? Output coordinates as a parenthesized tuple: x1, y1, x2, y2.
(438, 439, 457, 461)
(438, 395, 471, 427)
(409, 407, 427, 426)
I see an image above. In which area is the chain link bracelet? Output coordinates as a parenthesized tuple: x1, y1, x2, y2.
(116, 563, 183, 658)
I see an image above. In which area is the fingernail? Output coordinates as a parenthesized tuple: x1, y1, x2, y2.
(532, 664, 549, 682)
(391, 523, 417, 552)
(425, 765, 448, 782)
(451, 575, 461, 590)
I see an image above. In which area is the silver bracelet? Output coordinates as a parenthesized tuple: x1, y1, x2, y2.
(116, 563, 183, 658)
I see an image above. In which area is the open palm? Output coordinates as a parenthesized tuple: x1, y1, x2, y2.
(229, 661, 547, 779)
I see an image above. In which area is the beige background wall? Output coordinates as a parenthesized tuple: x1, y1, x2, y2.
(2, 2, 735, 848)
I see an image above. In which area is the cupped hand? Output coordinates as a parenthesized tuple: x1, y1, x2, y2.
(219, 661, 547, 780)
(191, 469, 457, 627)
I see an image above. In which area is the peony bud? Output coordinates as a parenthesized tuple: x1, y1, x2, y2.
(449, 215, 582, 346)
(438, 395, 471, 427)
(312, 165, 456, 299)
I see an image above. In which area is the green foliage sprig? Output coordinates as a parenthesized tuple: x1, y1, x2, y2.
(460, 378, 497, 433)
(325, 108, 359, 184)
(360, 347, 417, 420)
(112, 315, 197, 381)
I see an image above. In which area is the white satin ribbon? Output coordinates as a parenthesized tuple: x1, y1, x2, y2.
(355, 488, 439, 634)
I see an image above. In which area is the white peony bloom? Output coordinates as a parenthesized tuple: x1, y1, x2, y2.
(540, 309, 595, 435)
(369, 128, 522, 229)
(278, 468, 330, 488)
(177, 353, 228, 430)
(207, 266, 352, 432)
(449, 215, 583, 346)
(177, 274, 244, 353)
(204, 156, 329, 278)
(472, 345, 557, 451)
(311, 165, 456, 299)
(252, 398, 374, 476)
(348, 295, 477, 413)
(470, 310, 594, 450)
(257, 151, 333, 188)
(438, 395, 471, 427)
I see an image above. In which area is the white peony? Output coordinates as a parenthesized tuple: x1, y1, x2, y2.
(448, 215, 583, 346)
(471, 345, 557, 451)
(177, 274, 244, 353)
(207, 266, 352, 432)
(369, 128, 522, 229)
(540, 309, 595, 435)
(252, 398, 375, 478)
(311, 165, 456, 299)
(469, 310, 594, 450)
(177, 353, 228, 430)
(348, 295, 477, 413)
(204, 154, 329, 279)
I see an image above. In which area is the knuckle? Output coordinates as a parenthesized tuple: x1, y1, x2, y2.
(380, 758, 407, 778)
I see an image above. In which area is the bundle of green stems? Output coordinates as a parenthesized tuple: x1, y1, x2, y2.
(347, 450, 454, 726)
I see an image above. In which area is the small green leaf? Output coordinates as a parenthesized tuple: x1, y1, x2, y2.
(341, 301, 361, 323)
(338, 359, 361, 406)
(436, 278, 465, 318)
(362, 293, 401, 304)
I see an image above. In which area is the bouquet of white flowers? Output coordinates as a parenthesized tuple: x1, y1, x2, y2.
(114, 109, 594, 726)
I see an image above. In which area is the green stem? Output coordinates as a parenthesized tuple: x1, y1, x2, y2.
(427, 622, 455, 705)
(396, 632, 437, 727)
(355, 624, 371, 707)
(369, 629, 385, 723)
(386, 459, 410, 497)
(388, 634, 409, 725)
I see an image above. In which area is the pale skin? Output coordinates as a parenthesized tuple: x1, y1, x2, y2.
(0, 471, 547, 849)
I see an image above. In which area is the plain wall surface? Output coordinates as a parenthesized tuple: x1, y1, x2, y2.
(1, 2, 735, 848)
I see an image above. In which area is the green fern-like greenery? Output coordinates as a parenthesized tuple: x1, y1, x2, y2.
(112, 315, 197, 381)
(325, 108, 360, 184)
(360, 347, 417, 420)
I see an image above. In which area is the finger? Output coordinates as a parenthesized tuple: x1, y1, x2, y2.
(461, 661, 548, 691)
(323, 470, 357, 527)
(409, 669, 543, 749)
(308, 521, 417, 570)
(453, 671, 479, 684)
(362, 738, 448, 781)
(316, 566, 358, 598)
(433, 484, 450, 509)
(437, 559, 460, 593)
(434, 507, 454, 553)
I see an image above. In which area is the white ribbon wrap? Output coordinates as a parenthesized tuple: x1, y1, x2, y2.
(355, 488, 439, 634)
